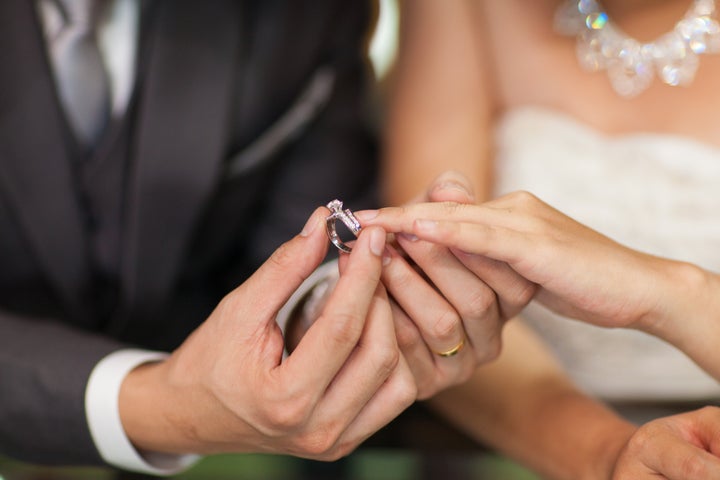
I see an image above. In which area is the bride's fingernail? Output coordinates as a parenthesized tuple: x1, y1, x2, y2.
(355, 210, 378, 222)
(434, 179, 475, 201)
(369, 228, 386, 257)
(415, 219, 439, 232)
(382, 248, 392, 266)
(398, 233, 418, 242)
(438, 180, 467, 192)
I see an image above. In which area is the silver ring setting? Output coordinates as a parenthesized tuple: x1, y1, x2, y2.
(325, 199, 362, 253)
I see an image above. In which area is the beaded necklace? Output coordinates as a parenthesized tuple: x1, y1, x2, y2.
(554, 0, 720, 97)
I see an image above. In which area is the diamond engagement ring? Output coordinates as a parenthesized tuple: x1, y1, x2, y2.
(325, 199, 362, 253)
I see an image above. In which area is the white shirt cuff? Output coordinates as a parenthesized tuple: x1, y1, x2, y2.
(85, 349, 202, 475)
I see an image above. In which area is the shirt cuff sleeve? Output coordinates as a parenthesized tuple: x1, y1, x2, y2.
(85, 349, 202, 475)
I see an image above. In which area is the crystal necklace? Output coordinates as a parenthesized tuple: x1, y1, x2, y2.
(554, 0, 720, 97)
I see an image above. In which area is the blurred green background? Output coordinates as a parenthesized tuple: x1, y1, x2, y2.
(0, 450, 540, 480)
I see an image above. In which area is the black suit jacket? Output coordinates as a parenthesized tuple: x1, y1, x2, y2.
(0, 0, 377, 465)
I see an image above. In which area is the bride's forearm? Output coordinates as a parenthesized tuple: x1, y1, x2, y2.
(430, 376, 634, 480)
(428, 320, 635, 480)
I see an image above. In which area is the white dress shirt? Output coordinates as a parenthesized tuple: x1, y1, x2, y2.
(38, 0, 138, 117)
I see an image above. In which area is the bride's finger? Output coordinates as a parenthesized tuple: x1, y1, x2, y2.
(450, 249, 537, 320)
(380, 245, 469, 363)
(393, 235, 503, 365)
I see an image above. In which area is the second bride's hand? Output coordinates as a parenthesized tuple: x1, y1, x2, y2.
(612, 407, 720, 480)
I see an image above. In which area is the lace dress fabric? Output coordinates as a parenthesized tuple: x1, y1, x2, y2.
(494, 106, 720, 402)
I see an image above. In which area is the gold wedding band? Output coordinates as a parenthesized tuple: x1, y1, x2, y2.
(434, 338, 465, 358)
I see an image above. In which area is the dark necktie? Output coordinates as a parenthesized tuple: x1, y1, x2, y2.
(50, 0, 110, 147)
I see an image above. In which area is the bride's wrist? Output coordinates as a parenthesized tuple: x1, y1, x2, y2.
(637, 259, 715, 347)
(644, 261, 720, 380)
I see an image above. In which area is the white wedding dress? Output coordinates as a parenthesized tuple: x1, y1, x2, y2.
(493, 106, 720, 406)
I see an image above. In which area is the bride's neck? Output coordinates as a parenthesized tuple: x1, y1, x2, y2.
(601, 0, 692, 14)
(599, 0, 699, 40)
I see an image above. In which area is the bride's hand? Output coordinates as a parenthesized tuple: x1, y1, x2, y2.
(355, 190, 695, 333)
(342, 172, 535, 399)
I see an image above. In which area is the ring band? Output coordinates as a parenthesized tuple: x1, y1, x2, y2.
(325, 199, 362, 253)
(434, 338, 465, 358)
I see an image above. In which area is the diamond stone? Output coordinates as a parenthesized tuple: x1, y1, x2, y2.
(326, 199, 343, 212)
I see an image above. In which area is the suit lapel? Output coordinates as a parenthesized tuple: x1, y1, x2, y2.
(117, 0, 242, 329)
(0, 0, 92, 323)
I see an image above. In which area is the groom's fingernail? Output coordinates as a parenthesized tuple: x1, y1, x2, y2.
(369, 228, 386, 257)
(300, 214, 318, 237)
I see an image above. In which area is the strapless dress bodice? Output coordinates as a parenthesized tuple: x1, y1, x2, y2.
(494, 106, 720, 401)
